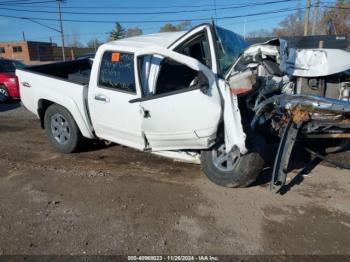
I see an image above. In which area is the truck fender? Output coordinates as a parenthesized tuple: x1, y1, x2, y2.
(37, 92, 94, 139)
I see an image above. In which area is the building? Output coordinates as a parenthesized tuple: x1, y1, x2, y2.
(0, 41, 95, 64)
(0, 41, 56, 63)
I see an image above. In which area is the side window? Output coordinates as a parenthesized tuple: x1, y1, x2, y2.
(176, 32, 212, 69)
(98, 51, 136, 93)
(155, 58, 198, 95)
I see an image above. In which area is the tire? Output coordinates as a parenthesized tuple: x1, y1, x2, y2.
(0, 85, 9, 103)
(200, 135, 266, 188)
(44, 104, 84, 153)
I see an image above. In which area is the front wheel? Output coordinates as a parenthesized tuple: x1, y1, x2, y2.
(200, 137, 265, 188)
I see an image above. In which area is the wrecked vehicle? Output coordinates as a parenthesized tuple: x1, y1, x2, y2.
(16, 24, 350, 190)
(232, 38, 350, 190)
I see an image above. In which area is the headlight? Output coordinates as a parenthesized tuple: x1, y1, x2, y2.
(9, 78, 17, 84)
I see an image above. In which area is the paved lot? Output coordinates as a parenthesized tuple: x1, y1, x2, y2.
(0, 102, 350, 255)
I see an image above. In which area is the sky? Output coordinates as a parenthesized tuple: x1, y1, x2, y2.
(0, 0, 337, 45)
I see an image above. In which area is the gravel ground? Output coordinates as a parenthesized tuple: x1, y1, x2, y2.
(0, 102, 349, 255)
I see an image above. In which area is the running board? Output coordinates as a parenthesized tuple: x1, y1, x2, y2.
(152, 151, 201, 164)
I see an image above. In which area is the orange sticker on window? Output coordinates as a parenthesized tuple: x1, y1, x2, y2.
(111, 52, 120, 62)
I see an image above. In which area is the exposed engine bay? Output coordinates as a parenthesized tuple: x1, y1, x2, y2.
(226, 39, 350, 192)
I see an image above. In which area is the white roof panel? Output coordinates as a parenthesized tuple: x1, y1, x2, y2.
(104, 31, 187, 50)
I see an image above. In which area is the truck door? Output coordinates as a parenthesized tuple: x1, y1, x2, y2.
(88, 50, 144, 150)
(131, 48, 222, 151)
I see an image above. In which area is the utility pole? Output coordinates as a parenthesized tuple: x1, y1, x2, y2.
(213, 0, 217, 25)
(243, 17, 247, 40)
(311, 0, 320, 35)
(22, 31, 26, 41)
(57, 0, 66, 61)
(304, 0, 311, 36)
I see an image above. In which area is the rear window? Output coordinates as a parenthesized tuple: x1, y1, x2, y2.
(98, 51, 136, 93)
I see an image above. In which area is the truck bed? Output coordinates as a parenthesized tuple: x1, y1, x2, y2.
(25, 59, 92, 85)
(16, 59, 94, 139)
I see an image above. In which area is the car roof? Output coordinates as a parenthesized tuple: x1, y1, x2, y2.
(104, 31, 187, 50)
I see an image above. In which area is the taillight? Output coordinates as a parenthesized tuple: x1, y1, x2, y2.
(9, 78, 17, 84)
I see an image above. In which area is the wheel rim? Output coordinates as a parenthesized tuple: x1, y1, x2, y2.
(0, 87, 9, 97)
(212, 144, 240, 172)
(0, 88, 7, 96)
(50, 113, 71, 145)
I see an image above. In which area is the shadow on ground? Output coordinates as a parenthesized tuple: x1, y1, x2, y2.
(0, 101, 21, 112)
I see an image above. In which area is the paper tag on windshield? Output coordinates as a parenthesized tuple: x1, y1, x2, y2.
(111, 52, 120, 62)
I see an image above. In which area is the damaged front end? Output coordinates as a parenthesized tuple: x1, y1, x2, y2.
(253, 94, 350, 192)
(226, 38, 350, 192)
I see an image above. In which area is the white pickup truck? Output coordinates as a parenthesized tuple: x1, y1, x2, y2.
(17, 23, 350, 190)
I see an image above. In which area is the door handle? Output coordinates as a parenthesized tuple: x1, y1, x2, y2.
(94, 94, 109, 102)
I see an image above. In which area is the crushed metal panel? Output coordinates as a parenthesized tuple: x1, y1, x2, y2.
(220, 78, 248, 154)
(280, 43, 350, 77)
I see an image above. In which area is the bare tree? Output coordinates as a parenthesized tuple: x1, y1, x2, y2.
(86, 38, 103, 50)
(159, 20, 192, 32)
(176, 20, 191, 31)
(273, 9, 305, 37)
(125, 27, 143, 37)
(67, 27, 83, 47)
(159, 23, 178, 32)
(246, 29, 273, 38)
(322, 0, 350, 42)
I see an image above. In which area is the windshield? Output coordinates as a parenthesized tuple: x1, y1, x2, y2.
(0, 60, 25, 73)
(12, 60, 26, 69)
(215, 26, 248, 75)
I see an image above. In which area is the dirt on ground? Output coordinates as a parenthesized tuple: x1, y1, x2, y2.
(0, 102, 349, 255)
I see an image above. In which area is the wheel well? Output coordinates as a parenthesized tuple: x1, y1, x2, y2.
(0, 83, 8, 90)
(38, 99, 54, 129)
(215, 121, 225, 145)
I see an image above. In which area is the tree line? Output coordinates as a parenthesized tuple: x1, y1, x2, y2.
(248, 0, 350, 41)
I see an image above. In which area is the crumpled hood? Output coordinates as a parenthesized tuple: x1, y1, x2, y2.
(279, 40, 350, 77)
(237, 38, 350, 78)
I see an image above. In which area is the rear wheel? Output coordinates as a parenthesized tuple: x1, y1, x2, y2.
(0, 85, 9, 103)
(200, 136, 265, 188)
(44, 104, 84, 153)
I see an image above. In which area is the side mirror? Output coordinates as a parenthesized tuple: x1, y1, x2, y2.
(198, 71, 209, 94)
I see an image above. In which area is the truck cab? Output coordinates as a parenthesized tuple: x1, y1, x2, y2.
(88, 25, 223, 151)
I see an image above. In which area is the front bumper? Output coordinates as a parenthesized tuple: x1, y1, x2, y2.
(251, 94, 350, 193)
(252, 94, 350, 128)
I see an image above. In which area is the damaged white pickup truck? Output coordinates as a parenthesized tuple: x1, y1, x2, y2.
(17, 24, 350, 190)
